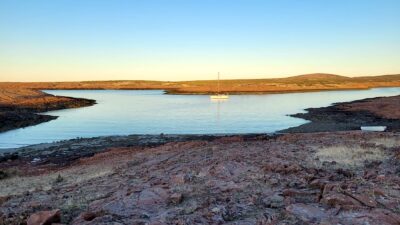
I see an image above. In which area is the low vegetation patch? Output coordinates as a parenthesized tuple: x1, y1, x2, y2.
(54, 174, 65, 184)
(0, 165, 113, 197)
(368, 137, 400, 148)
(0, 170, 9, 180)
(315, 145, 386, 168)
(0, 169, 18, 180)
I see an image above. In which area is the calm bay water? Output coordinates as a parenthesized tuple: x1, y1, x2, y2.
(0, 88, 399, 149)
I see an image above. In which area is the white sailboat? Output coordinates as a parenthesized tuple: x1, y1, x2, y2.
(210, 72, 229, 100)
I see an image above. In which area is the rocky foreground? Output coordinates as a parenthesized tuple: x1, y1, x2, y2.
(1, 132, 400, 224)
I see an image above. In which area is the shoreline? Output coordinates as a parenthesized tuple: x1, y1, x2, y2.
(1, 86, 400, 134)
(164, 85, 400, 95)
(1, 93, 399, 155)
(282, 95, 400, 133)
(0, 89, 96, 132)
(32, 85, 397, 94)
(0, 134, 271, 166)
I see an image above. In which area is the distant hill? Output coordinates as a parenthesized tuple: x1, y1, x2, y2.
(287, 73, 350, 80)
(0, 73, 399, 95)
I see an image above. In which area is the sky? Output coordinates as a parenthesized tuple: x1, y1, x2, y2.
(0, 0, 399, 82)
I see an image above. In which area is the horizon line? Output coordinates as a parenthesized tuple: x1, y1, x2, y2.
(1, 72, 400, 83)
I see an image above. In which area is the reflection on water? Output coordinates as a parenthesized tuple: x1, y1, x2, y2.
(211, 98, 228, 124)
(0, 87, 399, 149)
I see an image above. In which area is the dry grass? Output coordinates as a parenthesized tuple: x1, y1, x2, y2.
(368, 137, 400, 148)
(315, 145, 386, 168)
(0, 164, 113, 197)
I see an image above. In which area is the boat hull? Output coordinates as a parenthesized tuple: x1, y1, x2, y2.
(210, 95, 229, 100)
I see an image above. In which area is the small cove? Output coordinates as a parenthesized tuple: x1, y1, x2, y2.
(0, 87, 399, 149)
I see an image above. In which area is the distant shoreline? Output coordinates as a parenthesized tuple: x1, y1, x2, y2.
(1, 73, 400, 95)
(38, 85, 395, 95)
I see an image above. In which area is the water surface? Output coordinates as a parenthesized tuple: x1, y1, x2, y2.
(0, 88, 399, 149)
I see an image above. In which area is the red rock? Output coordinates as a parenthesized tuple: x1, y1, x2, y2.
(309, 179, 328, 189)
(283, 189, 306, 197)
(211, 161, 248, 179)
(269, 177, 279, 185)
(262, 193, 285, 208)
(286, 203, 328, 223)
(137, 187, 168, 206)
(216, 136, 243, 143)
(335, 168, 353, 178)
(80, 211, 96, 221)
(376, 198, 399, 209)
(364, 170, 377, 179)
(0, 196, 9, 206)
(373, 188, 386, 197)
(27, 209, 61, 225)
(218, 181, 241, 192)
(377, 175, 386, 181)
(321, 193, 362, 208)
(322, 183, 340, 195)
(282, 189, 319, 203)
(338, 208, 400, 225)
(147, 221, 165, 225)
(171, 173, 189, 184)
(346, 192, 377, 207)
(264, 162, 301, 174)
(169, 193, 183, 204)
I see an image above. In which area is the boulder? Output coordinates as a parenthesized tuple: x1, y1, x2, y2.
(321, 193, 362, 208)
(208, 161, 250, 180)
(282, 189, 319, 203)
(338, 208, 400, 225)
(286, 203, 328, 223)
(137, 187, 168, 207)
(309, 179, 328, 190)
(171, 173, 191, 184)
(262, 193, 285, 208)
(346, 192, 377, 207)
(0, 196, 9, 206)
(80, 212, 97, 221)
(27, 209, 61, 225)
(169, 193, 183, 204)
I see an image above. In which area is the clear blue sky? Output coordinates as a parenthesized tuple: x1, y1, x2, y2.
(1, 0, 399, 81)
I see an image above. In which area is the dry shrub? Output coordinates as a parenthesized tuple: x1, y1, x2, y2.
(368, 137, 400, 148)
(315, 145, 386, 168)
(0, 165, 112, 197)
